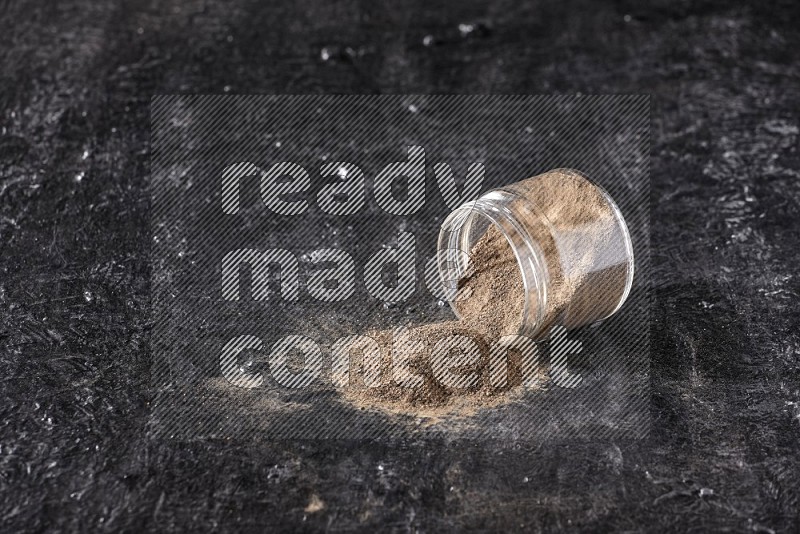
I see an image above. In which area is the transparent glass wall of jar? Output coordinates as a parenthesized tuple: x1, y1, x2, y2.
(437, 168, 634, 339)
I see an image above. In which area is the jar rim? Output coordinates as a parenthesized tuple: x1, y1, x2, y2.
(437, 198, 549, 338)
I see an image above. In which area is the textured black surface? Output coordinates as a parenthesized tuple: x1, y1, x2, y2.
(1, 0, 799, 531)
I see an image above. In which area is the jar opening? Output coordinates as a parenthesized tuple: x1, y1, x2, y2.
(437, 200, 548, 338)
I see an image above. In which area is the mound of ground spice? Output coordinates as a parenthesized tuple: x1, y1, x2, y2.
(341, 225, 538, 418)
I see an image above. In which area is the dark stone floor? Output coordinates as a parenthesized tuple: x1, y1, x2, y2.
(1, 0, 799, 531)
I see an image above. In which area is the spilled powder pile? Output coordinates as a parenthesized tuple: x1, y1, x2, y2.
(341, 225, 536, 418)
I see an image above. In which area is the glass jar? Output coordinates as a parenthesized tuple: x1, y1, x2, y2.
(437, 168, 634, 340)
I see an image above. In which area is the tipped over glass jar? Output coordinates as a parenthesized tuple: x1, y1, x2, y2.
(437, 168, 634, 340)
